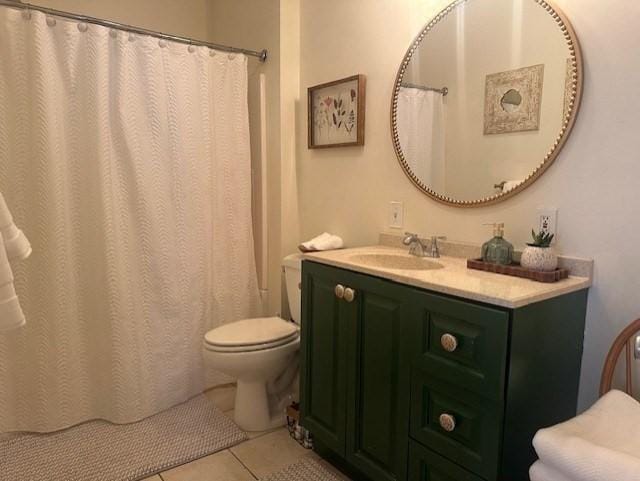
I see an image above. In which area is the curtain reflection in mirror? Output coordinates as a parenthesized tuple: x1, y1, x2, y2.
(397, 87, 446, 192)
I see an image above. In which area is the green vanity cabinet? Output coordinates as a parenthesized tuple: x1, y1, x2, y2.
(300, 260, 589, 481)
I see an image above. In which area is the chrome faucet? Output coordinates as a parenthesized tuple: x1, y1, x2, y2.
(403, 232, 446, 258)
(403, 233, 428, 257)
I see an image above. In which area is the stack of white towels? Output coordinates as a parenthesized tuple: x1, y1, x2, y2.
(0, 192, 31, 332)
(530, 389, 640, 481)
(298, 232, 344, 252)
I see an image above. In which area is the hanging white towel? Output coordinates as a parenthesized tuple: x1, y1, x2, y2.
(532, 390, 640, 481)
(0, 231, 26, 332)
(0, 192, 31, 261)
(0, 192, 31, 332)
(299, 232, 344, 252)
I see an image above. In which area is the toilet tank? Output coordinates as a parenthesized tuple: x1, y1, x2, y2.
(282, 254, 304, 324)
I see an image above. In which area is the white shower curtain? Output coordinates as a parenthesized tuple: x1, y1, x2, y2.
(397, 87, 446, 192)
(0, 8, 261, 432)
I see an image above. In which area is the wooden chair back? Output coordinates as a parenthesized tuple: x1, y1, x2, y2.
(600, 318, 640, 396)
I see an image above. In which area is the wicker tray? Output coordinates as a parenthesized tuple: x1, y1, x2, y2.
(467, 258, 569, 283)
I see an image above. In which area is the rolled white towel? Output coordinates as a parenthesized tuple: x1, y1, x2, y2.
(299, 232, 344, 252)
(532, 390, 640, 481)
(530, 461, 576, 481)
(502, 180, 522, 192)
(0, 192, 31, 261)
(0, 232, 26, 332)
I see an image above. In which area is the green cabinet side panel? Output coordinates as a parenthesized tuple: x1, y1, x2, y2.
(300, 262, 349, 456)
(500, 289, 589, 481)
(408, 441, 484, 481)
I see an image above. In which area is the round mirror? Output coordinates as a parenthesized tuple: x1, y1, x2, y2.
(391, 0, 583, 207)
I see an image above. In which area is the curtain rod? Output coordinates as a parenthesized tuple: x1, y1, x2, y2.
(401, 82, 449, 96)
(0, 0, 268, 62)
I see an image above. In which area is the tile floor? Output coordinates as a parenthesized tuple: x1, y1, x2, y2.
(139, 385, 350, 481)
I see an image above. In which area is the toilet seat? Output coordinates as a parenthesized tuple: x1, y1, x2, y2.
(204, 317, 300, 353)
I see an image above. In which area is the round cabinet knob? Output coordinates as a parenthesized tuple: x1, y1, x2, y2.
(441, 333, 459, 353)
(439, 413, 456, 432)
(344, 288, 356, 303)
(335, 284, 345, 299)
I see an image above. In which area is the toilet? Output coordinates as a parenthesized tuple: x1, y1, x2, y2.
(203, 254, 303, 432)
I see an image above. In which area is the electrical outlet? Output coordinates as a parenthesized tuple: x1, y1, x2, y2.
(389, 201, 404, 229)
(537, 208, 558, 241)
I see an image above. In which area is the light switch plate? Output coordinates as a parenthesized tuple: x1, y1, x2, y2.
(389, 201, 404, 229)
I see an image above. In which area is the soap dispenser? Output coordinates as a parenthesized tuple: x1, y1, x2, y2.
(481, 223, 514, 265)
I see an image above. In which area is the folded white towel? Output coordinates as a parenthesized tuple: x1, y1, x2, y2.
(530, 461, 576, 481)
(532, 390, 640, 481)
(0, 192, 31, 261)
(0, 232, 26, 332)
(299, 232, 344, 252)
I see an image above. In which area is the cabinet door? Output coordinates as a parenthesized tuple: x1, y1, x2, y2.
(300, 262, 350, 456)
(344, 271, 411, 481)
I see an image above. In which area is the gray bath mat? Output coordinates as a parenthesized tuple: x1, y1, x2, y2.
(0, 395, 247, 481)
(262, 457, 349, 481)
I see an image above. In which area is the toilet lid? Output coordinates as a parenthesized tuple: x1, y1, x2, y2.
(204, 317, 299, 348)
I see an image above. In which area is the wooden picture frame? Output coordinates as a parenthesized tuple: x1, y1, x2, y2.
(308, 74, 366, 149)
(484, 64, 544, 135)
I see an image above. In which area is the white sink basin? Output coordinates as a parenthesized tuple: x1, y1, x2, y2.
(347, 253, 444, 271)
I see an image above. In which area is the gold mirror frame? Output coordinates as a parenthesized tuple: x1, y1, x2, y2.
(390, 0, 583, 208)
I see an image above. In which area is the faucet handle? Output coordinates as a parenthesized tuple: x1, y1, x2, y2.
(403, 232, 419, 245)
(429, 236, 446, 258)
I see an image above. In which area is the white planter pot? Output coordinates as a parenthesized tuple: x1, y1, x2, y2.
(520, 246, 558, 272)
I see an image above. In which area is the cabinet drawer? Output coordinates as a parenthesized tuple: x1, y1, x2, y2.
(410, 369, 503, 480)
(408, 291, 509, 399)
(408, 441, 484, 481)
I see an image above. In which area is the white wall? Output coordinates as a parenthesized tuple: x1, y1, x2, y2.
(296, 0, 640, 410)
(280, 0, 302, 318)
(30, 0, 212, 39)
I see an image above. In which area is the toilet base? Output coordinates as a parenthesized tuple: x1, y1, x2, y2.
(234, 380, 286, 432)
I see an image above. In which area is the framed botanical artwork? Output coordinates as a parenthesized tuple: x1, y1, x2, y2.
(484, 64, 544, 135)
(308, 74, 366, 149)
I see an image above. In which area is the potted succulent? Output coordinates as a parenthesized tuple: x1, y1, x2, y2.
(520, 229, 558, 272)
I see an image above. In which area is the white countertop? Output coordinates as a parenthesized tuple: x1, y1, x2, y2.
(303, 245, 592, 309)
